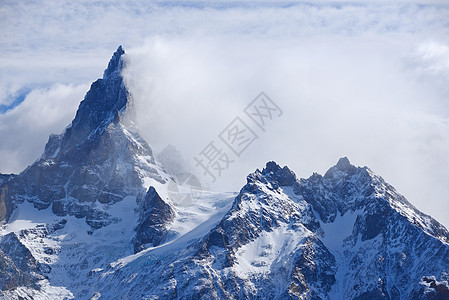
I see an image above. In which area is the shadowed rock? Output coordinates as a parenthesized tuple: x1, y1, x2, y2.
(133, 187, 175, 253)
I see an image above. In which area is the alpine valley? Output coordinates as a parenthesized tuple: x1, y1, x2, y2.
(0, 47, 448, 300)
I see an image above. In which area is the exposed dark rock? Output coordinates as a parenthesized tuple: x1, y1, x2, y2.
(0, 233, 39, 274)
(262, 161, 297, 187)
(0, 248, 35, 291)
(95, 159, 449, 299)
(324, 156, 358, 180)
(0, 233, 47, 291)
(133, 187, 175, 253)
(0, 174, 15, 187)
(0, 184, 15, 224)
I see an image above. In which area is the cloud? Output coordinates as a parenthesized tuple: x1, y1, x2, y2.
(2, 1, 449, 104)
(1, 1, 449, 227)
(0, 84, 87, 173)
(122, 30, 449, 228)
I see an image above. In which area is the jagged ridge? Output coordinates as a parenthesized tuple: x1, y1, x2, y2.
(91, 159, 449, 299)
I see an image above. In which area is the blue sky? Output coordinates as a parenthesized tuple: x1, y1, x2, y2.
(1, 0, 449, 227)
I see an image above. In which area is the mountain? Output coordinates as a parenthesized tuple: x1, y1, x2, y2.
(1, 47, 448, 300)
(91, 159, 449, 300)
(0, 46, 182, 297)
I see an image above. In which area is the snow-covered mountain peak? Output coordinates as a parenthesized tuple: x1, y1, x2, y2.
(243, 158, 449, 247)
(0, 46, 171, 229)
(298, 158, 449, 245)
(246, 161, 298, 190)
(323, 156, 359, 181)
(56, 46, 131, 158)
(103, 45, 125, 80)
(262, 161, 298, 187)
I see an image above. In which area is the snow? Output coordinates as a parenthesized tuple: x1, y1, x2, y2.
(234, 223, 311, 279)
(0, 195, 142, 298)
(110, 191, 236, 267)
(163, 192, 235, 249)
(229, 184, 316, 281)
(4, 281, 74, 300)
(317, 209, 362, 299)
(319, 210, 360, 251)
(3, 201, 61, 234)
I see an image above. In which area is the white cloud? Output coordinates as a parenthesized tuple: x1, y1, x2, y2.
(1, 1, 448, 227)
(0, 84, 87, 173)
(2, 1, 448, 105)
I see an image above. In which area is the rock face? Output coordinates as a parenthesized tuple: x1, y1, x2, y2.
(0, 235, 37, 291)
(0, 174, 15, 222)
(0, 250, 33, 292)
(133, 186, 176, 253)
(0, 232, 48, 289)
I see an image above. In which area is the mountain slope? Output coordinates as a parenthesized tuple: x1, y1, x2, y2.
(92, 159, 449, 300)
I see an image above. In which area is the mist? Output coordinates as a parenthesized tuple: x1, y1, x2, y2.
(123, 36, 449, 228)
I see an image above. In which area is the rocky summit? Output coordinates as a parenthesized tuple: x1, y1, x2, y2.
(0, 47, 448, 300)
